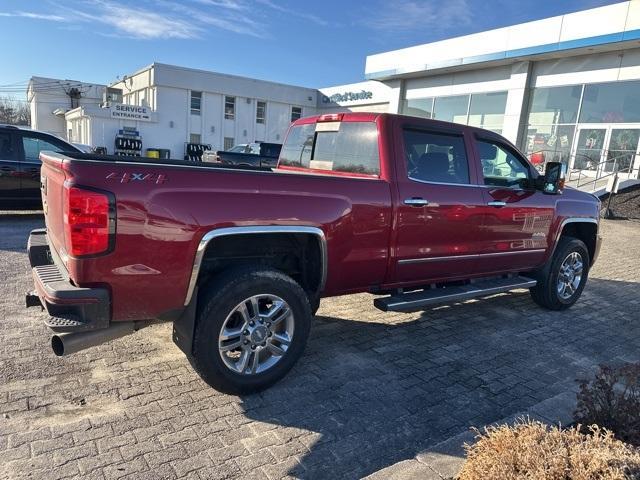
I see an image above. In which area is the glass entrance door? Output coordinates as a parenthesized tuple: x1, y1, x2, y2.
(606, 128, 640, 174)
(573, 127, 606, 172)
(571, 125, 640, 177)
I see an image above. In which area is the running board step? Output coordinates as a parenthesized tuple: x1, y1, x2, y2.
(374, 276, 537, 312)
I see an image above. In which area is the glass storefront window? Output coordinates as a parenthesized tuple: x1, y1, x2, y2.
(579, 80, 640, 123)
(467, 92, 508, 130)
(525, 124, 575, 167)
(403, 98, 434, 119)
(433, 95, 469, 124)
(527, 85, 582, 125)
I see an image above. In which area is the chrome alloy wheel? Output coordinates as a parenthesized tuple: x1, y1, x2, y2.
(218, 294, 294, 375)
(557, 251, 583, 300)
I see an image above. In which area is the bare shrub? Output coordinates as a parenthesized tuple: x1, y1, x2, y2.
(575, 363, 640, 446)
(458, 419, 640, 480)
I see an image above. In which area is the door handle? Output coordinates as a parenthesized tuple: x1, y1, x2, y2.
(404, 197, 429, 206)
(487, 201, 507, 207)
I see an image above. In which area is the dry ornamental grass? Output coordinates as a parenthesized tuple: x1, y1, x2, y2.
(458, 420, 640, 480)
(575, 363, 640, 446)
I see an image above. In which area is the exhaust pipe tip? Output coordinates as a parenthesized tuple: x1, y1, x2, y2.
(51, 335, 65, 356)
(49, 321, 143, 357)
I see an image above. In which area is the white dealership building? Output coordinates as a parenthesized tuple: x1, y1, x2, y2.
(28, 0, 640, 178)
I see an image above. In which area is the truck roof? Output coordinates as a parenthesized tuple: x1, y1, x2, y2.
(291, 111, 513, 151)
(294, 111, 502, 134)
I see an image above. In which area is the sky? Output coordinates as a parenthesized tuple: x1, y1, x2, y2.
(0, 0, 623, 100)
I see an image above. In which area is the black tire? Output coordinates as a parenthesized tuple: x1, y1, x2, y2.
(309, 295, 320, 316)
(530, 236, 590, 310)
(191, 266, 311, 394)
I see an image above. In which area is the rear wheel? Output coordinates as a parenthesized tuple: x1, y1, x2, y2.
(192, 267, 311, 394)
(530, 236, 589, 310)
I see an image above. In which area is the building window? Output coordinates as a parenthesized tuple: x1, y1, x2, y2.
(224, 96, 235, 120)
(402, 98, 434, 119)
(467, 92, 508, 133)
(527, 85, 581, 125)
(224, 137, 234, 150)
(291, 106, 302, 122)
(403, 92, 507, 133)
(191, 91, 202, 115)
(525, 124, 575, 166)
(190, 133, 201, 144)
(256, 101, 266, 124)
(524, 85, 583, 166)
(579, 80, 640, 124)
(432, 95, 469, 124)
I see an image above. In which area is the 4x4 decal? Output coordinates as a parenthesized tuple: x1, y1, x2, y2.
(106, 172, 167, 184)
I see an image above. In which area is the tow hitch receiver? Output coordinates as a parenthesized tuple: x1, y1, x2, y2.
(25, 291, 42, 309)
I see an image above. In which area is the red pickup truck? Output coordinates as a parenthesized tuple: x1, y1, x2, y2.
(26, 112, 602, 393)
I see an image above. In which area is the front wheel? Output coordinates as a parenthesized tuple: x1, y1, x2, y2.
(192, 267, 311, 394)
(530, 236, 590, 310)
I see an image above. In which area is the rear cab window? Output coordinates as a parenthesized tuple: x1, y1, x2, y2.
(278, 118, 380, 177)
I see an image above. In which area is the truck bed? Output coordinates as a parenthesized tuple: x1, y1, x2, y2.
(38, 149, 394, 323)
(62, 152, 274, 172)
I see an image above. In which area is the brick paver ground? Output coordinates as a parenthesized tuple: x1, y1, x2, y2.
(1, 213, 639, 479)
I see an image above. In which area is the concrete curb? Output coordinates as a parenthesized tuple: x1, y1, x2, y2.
(364, 390, 577, 480)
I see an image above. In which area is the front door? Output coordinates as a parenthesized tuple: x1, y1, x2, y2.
(474, 137, 555, 274)
(393, 125, 486, 284)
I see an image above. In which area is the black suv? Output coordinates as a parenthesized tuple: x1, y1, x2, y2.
(0, 125, 80, 208)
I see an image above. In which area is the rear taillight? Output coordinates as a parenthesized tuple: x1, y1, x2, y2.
(63, 185, 112, 256)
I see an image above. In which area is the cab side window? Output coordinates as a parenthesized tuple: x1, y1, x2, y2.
(478, 140, 531, 188)
(22, 135, 68, 163)
(403, 129, 470, 184)
(0, 132, 16, 160)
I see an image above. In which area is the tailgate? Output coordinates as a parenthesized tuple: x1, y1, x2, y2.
(40, 152, 67, 261)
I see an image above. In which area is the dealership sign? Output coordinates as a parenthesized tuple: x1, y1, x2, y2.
(111, 103, 152, 121)
(322, 90, 373, 104)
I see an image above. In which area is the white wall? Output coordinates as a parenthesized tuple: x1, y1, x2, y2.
(365, 1, 639, 79)
(531, 48, 640, 88)
(59, 63, 319, 157)
(28, 76, 105, 139)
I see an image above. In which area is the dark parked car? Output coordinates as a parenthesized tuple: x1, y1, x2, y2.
(203, 141, 281, 168)
(0, 125, 80, 208)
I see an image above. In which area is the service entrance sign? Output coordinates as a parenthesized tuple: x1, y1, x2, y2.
(111, 104, 152, 122)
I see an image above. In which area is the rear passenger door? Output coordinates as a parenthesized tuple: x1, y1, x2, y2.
(18, 132, 72, 200)
(393, 124, 486, 284)
(0, 130, 21, 200)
